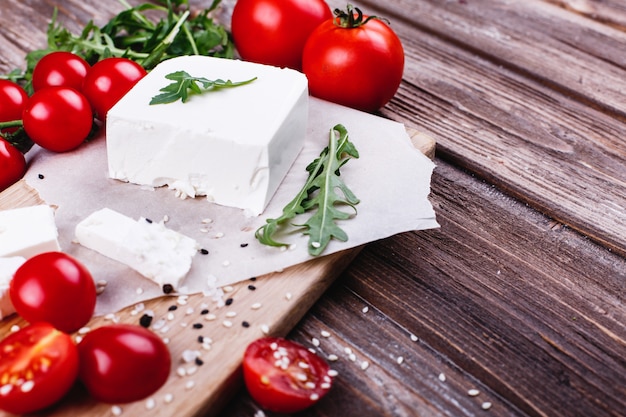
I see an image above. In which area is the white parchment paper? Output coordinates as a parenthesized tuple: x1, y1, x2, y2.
(23, 97, 438, 315)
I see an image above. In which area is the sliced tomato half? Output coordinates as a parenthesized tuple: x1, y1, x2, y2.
(242, 337, 334, 413)
(0, 322, 79, 414)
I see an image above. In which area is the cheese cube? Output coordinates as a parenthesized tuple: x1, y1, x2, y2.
(0, 256, 25, 320)
(0, 205, 61, 258)
(106, 55, 308, 215)
(75, 208, 198, 291)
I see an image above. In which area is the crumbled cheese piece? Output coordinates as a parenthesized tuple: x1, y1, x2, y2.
(75, 208, 198, 290)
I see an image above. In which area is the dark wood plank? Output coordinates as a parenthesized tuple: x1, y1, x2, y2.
(223, 159, 626, 417)
(545, 0, 626, 30)
(325, 0, 626, 257)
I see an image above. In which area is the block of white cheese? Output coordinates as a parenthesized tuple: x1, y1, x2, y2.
(0, 205, 61, 258)
(0, 256, 25, 320)
(106, 55, 309, 215)
(75, 208, 198, 291)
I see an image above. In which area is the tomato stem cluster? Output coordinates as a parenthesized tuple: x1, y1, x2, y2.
(332, 4, 389, 28)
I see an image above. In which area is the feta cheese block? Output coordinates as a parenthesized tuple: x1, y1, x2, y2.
(0, 256, 25, 320)
(0, 205, 61, 258)
(75, 208, 198, 291)
(106, 55, 309, 215)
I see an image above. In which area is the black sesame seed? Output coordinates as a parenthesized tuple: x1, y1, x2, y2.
(197, 335, 205, 343)
(199, 248, 209, 255)
(240, 243, 249, 248)
(250, 277, 257, 281)
(162, 284, 174, 294)
(168, 305, 178, 311)
(200, 309, 209, 315)
(139, 314, 153, 328)
(247, 285, 256, 291)
(38, 173, 45, 179)
(192, 323, 203, 329)
(225, 298, 234, 306)
(195, 357, 204, 366)
(145, 218, 153, 224)
(242, 321, 250, 328)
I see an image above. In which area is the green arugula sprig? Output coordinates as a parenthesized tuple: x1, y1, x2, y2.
(150, 71, 257, 105)
(1, 0, 233, 93)
(255, 124, 360, 256)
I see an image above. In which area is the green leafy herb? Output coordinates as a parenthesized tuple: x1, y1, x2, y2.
(255, 124, 360, 256)
(150, 71, 257, 105)
(1, 0, 234, 93)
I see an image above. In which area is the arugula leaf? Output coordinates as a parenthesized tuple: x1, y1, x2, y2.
(255, 124, 360, 256)
(150, 71, 257, 105)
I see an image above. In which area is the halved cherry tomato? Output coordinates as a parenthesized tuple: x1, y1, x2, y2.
(32, 51, 90, 92)
(22, 86, 93, 152)
(0, 138, 26, 192)
(302, 5, 405, 112)
(77, 324, 171, 403)
(243, 337, 334, 413)
(0, 79, 28, 134)
(231, 0, 332, 70)
(10, 252, 97, 334)
(0, 322, 79, 415)
(82, 57, 147, 121)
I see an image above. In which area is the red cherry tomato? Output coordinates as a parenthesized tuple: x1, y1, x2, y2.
(82, 57, 147, 120)
(302, 6, 405, 112)
(77, 324, 171, 403)
(0, 138, 26, 192)
(243, 337, 334, 413)
(231, 0, 332, 70)
(0, 322, 79, 415)
(10, 252, 97, 333)
(0, 79, 28, 134)
(32, 51, 90, 92)
(22, 86, 93, 153)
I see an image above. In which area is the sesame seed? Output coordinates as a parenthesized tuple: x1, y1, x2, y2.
(145, 218, 153, 224)
(468, 389, 480, 397)
(168, 305, 178, 311)
(186, 307, 194, 315)
(38, 173, 44, 179)
(321, 330, 331, 338)
(223, 286, 234, 293)
(192, 323, 203, 329)
(311, 242, 321, 248)
(285, 292, 292, 301)
(136, 287, 144, 295)
(225, 297, 234, 306)
(186, 366, 198, 375)
(344, 347, 353, 355)
(111, 405, 123, 416)
(185, 380, 195, 390)
(327, 354, 338, 361)
(254, 410, 266, 417)
(139, 314, 153, 328)
(176, 367, 187, 377)
(396, 356, 404, 365)
(162, 284, 174, 294)
(202, 218, 213, 224)
(311, 338, 320, 347)
(410, 334, 418, 342)
(162, 215, 169, 223)
(438, 373, 446, 382)
(348, 353, 356, 362)
(214, 232, 224, 238)
(223, 320, 233, 328)
(163, 393, 174, 403)
(261, 324, 270, 334)
(195, 357, 204, 366)
(20, 380, 34, 393)
(328, 369, 339, 377)
(320, 382, 331, 389)
(226, 311, 237, 318)
(205, 313, 217, 321)
(199, 248, 209, 255)
(145, 398, 156, 410)
(362, 306, 369, 313)
(167, 312, 175, 321)
(248, 284, 256, 291)
(360, 361, 370, 370)
(242, 321, 250, 328)
(222, 260, 231, 267)
(310, 393, 320, 401)
(78, 327, 91, 335)
(240, 243, 249, 248)
(251, 303, 262, 310)
(482, 402, 492, 410)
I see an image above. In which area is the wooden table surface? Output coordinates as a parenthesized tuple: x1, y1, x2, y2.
(2, 1, 625, 417)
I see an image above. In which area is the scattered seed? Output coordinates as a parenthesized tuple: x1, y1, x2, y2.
(168, 305, 178, 311)
(410, 334, 418, 342)
(225, 297, 234, 306)
(348, 353, 357, 362)
(163, 393, 174, 404)
(260, 324, 270, 334)
(145, 398, 156, 410)
(223, 320, 233, 328)
(20, 380, 34, 393)
(111, 405, 123, 416)
(185, 380, 195, 390)
(38, 173, 45, 179)
(360, 361, 370, 370)
(226, 311, 237, 318)
(311, 242, 321, 248)
(195, 357, 204, 366)
(327, 354, 339, 361)
(205, 313, 217, 321)
(139, 314, 153, 328)
(396, 356, 404, 365)
(214, 232, 224, 238)
(328, 369, 339, 377)
(240, 243, 249, 248)
(199, 248, 209, 255)
(192, 323, 203, 329)
(320, 330, 331, 338)
(136, 287, 144, 295)
(362, 306, 369, 313)
(311, 338, 320, 347)
(162, 284, 174, 294)
(223, 286, 234, 293)
(242, 321, 250, 328)
(285, 292, 292, 301)
(251, 302, 262, 310)
(222, 260, 231, 267)
(438, 373, 446, 382)
(468, 389, 480, 397)
(176, 367, 187, 377)
(482, 402, 492, 410)
(248, 284, 256, 291)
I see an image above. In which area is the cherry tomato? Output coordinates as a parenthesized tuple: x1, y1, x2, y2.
(10, 252, 97, 333)
(0, 322, 79, 414)
(243, 337, 334, 413)
(32, 51, 90, 92)
(231, 0, 332, 70)
(0, 79, 28, 134)
(302, 5, 405, 113)
(22, 86, 93, 153)
(0, 138, 26, 192)
(82, 57, 147, 120)
(77, 324, 171, 403)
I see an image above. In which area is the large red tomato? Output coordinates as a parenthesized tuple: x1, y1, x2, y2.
(0, 322, 79, 415)
(0, 138, 26, 192)
(243, 337, 334, 413)
(10, 252, 97, 333)
(77, 324, 171, 403)
(302, 5, 405, 113)
(231, 0, 332, 70)
(22, 86, 93, 152)
(82, 57, 147, 121)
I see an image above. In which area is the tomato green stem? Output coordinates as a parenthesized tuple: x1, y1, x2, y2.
(333, 4, 389, 28)
(0, 120, 23, 130)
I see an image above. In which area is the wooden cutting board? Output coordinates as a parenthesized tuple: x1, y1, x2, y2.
(0, 129, 434, 417)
